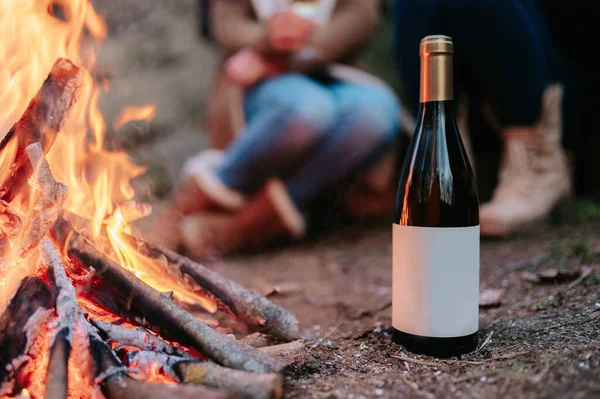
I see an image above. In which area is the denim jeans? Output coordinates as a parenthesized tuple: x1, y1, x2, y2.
(215, 73, 400, 210)
(393, 0, 565, 127)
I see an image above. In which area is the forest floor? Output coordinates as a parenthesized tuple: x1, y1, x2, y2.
(214, 218, 600, 399)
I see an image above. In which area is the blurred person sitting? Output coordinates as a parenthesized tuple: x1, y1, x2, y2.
(394, 0, 579, 236)
(165, 0, 402, 258)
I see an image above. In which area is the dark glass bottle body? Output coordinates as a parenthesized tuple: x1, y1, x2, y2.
(392, 100, 480, 358)
(395, 101, 479, 228)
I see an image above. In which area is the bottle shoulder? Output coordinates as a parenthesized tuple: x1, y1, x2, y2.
(394, 106, 479, 227)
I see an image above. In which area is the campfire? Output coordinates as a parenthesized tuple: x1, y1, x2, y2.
(0, 2, 299, 398)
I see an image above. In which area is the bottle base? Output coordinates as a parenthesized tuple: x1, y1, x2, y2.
(392, 329, 478, 358)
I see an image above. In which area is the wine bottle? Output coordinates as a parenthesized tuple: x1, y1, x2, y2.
(392, 35, 480, 358)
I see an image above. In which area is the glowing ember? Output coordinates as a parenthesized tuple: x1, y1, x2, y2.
(67, 323, 98, 399)
(17, 312, 52, 399)
(127, 352, 179, 385)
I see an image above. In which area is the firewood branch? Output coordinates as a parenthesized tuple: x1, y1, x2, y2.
(0, 58, 81, 203)
(132, 240, 299, 342)
(18, 145, 67, 256)
(91, 319, 192, 358)
(0, 277, 52, 392)
(126, 351, 283, 399)
(176, 358, 284, 399)
(87, 332, 235, 399)
(39, 238, 79, 399)
(50, 216, 283, 374)
(38, 237, 233, 399)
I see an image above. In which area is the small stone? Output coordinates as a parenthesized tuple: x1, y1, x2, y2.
(537, 268, 582, 283)
(479, 288, 504, 307)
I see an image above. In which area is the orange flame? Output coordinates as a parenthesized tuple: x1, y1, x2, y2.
(0, 0, 216, 313)
(113, 105, 157, 130)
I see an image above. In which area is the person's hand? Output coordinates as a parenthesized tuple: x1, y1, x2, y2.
(226, 49, 286, 87)
(225, 49, 269, 87)
(267, 11, 314, 52)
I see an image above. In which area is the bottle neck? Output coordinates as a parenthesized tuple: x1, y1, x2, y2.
(420, 53, 453, 103)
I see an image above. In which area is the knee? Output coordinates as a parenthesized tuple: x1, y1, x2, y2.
(340, 87, 400, 143)
(278, 90, 337, 146)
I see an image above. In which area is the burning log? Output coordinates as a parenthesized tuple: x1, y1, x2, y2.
(44, 328, 69, 399)
(39, 238, 79, 399)
(0, 58, 81, 203)
(88, 332, 234, 399)
(0, 204, 22, 258)
(60, 209, 298, 341)
(91, 319, 193, 358)
(39, 236, 232, 398)
(95, 321, 285, 398)
(132, 240, 300, 342)
(19, 145, 67, 255)
(51, 216, 283, 374)
(126, 351, 283, 399)
(0, 277, 52, 392)
(125, 350, 182, 380)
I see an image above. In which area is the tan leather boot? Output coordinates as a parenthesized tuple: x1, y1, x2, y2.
(144, 150, 246, 250)
(480, 84, 572, 236)
(174, 149, 246, 214)
(179, 179, 305, 259)
(342, 184, 396, 221)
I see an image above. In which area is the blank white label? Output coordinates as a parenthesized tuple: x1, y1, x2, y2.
(393, 224, 479, 338)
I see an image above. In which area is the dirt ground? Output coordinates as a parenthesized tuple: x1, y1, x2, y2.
(208, 219, 599, 399)
(89, 2, 600, 397)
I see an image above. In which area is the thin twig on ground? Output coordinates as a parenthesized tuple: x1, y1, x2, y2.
(476, 331, 494, 353)
(565, 265, 593, 291)
(258, 340, 306, 357)
(391, 355, 443, 368)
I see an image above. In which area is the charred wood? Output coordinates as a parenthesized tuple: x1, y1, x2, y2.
(132, 240, 299, 342)
(51, 217, 283, 373)
(44, 328, 69, 399)
(19, 145, 67, 256)
(87, 331, 235, 399)
(77, 289, 146, 325)
(0, 277, 52, 390)
(0, 58, 81, 203)
(39, 238, 79, 399)
(91, 319, 192, 358)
